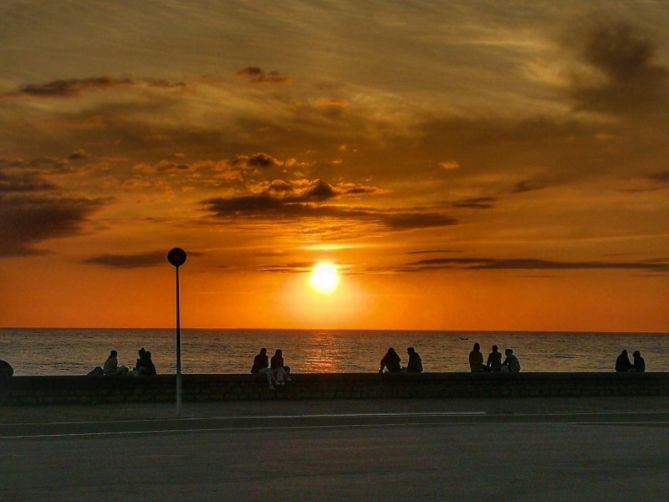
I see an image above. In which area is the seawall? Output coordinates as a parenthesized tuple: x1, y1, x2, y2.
(1, 372, 668, 405)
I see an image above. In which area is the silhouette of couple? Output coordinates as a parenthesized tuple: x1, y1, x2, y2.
(379, 347, 423, 373)
(251, 348, 291, 390)
(615, 350, 645, 372)
(98, 348, 156, 376)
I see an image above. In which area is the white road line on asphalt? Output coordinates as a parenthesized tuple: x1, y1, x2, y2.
(0, 411, 487, 427)
(0, 421, 469, 439)
(2, 419, 669, 440)
(4, 409, 669, 428)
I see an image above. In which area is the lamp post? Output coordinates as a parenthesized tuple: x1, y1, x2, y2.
(167, 247, 187, 416)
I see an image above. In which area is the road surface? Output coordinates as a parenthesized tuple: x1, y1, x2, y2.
(1, 398, 668, 501)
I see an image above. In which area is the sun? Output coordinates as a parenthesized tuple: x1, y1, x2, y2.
(309, 261, 340, 294)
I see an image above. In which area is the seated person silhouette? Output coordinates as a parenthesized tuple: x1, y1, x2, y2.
(103, 350, 128, 376)
(632, 350, 645, 373)
(133, 347, 156, 376)
(143, 351, 157, 376)
(615, 350, 632, 372)
(487, 345, 502, 372)
(379, 347, 401, 373)
(270, 349, 291, 385)
(251, 348, 276, 390)
(406, 347, 423, 373)
(501, 348, 521, 373)
(469, 343, 486, 372)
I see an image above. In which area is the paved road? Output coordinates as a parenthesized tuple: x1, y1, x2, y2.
(1, 398, 669, 501)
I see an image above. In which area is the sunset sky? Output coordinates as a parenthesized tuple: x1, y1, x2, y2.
(1, 1, 668, 331)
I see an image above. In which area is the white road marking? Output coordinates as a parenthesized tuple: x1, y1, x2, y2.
(0, 411, 486, 427)
(2, 418, 669, 440)
(4, 409, 669, 428)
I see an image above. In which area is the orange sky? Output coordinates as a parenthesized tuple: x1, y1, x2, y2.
(0, 1, 668, 331)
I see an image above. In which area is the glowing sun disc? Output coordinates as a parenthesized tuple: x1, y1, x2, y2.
(309, 262, 340, 294)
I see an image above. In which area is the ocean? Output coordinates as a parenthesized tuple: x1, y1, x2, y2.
(0, 328, 667, 376)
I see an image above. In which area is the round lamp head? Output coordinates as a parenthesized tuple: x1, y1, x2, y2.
(167, 247, 187, 267)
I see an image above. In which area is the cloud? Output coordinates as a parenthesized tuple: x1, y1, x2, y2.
(82, 251, 167, 269)
(0, 195, 107, 257)
(67, 149, 89, 161)
(202, 177, 457, 231)
(649, 171, 669, 183)
(406, 249, 461, 255)
(236, 67, 291, 84)
(399, 257, 669, 273)
(510, 179, 547, 194)
(259, 261, 314, 273)
(1, 76, 185, 98)
(0, 171, 57, 192)
(438, 160, 460, 171)
(314, 98, 350, 108)
(451, 196, 496, 209)
(568, 21, 668, 113)
(229, 152, 283, 169)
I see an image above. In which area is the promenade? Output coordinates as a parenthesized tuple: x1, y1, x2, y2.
(2, 397, 669, 501)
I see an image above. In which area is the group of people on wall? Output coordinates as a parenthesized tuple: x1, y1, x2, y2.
(88, 348, 157, 376)
(378, 347, 423, 373)
(469, 343, 520, 373)
(91, 344, 647, 381)
(251, 348, 291, 390)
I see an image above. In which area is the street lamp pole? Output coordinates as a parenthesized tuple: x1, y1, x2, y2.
(167, 247, 187, 417)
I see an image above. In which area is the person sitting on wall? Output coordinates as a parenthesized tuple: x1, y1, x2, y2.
(103, 350, 128, 376)
(406, 347, 423, 373)
(143, 351, 157, 376)
(134, 348, 157, 376)
(501, 348, 521, 373)
(251, 348, 276, 390)
(487, 345, 502, 372)
(0, 360, 14, 378)
(134, 348, 147, 375)
(379, 347, 401, 373)
(271, 349, 291, 385)
(632, 350, 645, 373)
(469, 343, 487, 372)
(615, 350, 632, 372)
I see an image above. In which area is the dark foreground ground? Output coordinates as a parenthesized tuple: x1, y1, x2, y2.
(1, 397, 669, 501)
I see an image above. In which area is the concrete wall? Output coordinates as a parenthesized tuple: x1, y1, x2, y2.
(1, 372, 668, 405)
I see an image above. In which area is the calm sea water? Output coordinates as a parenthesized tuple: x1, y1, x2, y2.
(0, 328, 667, 376)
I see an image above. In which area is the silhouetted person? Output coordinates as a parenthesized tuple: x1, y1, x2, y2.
(615, 350, 632, 372)
(487, 345, 502, 372)
(469, 343, 486, 372)
(271, 349, 291, 385)
(632, 350, 645, 373)
(251, 348, 275, 389)
(134, 347, 155, 376)
(0, 360, 14, 379)
(103, 350, 128, 376)
(501, 348, 520, 373)
(379, 347, 401, 373)
(406, 347, 423, 373)
(143, 351, 157, 376)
